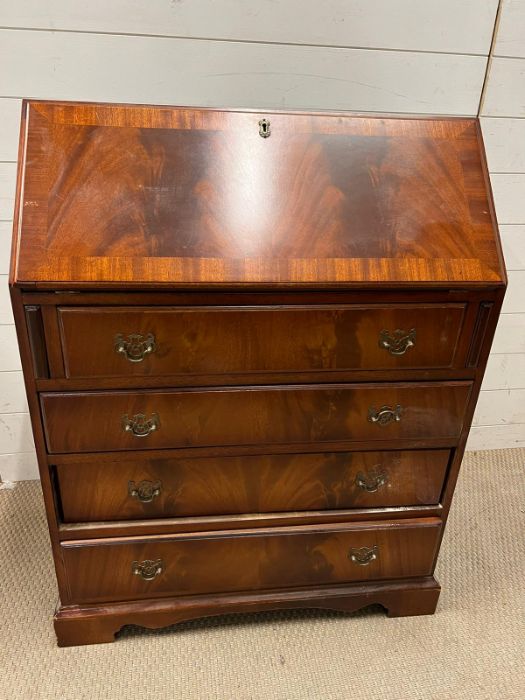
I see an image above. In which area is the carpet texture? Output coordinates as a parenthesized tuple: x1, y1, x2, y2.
(1, 448, 524, 700)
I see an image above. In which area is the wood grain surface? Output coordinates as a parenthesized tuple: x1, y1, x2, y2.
(40, 383, 472, 454)
(8, 102, 507, 645)
(11, 101, 505, 288)
(61, 518, 442, 604)
(56, 449, 450, 522)
(57, 303, 466, 378)
(53, 576, 442, 646)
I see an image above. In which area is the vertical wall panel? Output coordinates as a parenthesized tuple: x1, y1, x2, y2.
(0, 221, 13, 275)
(492, 314, 525, 354)
(493, 0, 525, 58)
(481, 118, 525, 172)
(0, 276, 14, 324)
(0, 163, 17, 221)
(0, 372, 28, 414)
(498, 226, 525, 270)
(0, 452, 39, 482)
(0, 325, 22, 372)
(482, 58, 525, 117)
(0, 98, 22, 161)
(490, 175, 525, 223)
(480, 0, 525, 451)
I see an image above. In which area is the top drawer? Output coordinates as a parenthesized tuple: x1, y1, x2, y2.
(57, 304, 466, 379)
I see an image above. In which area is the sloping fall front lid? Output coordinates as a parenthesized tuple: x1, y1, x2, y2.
(11, 101, 505, 288)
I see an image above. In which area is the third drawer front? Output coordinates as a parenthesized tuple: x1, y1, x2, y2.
(41, 383, 471, 454)
(61, 518, 442, 604)
(56, 449, 451, 522)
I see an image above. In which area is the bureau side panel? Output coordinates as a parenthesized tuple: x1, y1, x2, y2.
(9, 286, 71, 602)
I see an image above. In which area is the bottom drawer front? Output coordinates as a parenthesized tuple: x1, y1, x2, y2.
(56, 450, 450, 522)
(62, 519, 441, 604)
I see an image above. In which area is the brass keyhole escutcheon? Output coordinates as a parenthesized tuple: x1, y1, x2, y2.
(259, 118, 271, 138)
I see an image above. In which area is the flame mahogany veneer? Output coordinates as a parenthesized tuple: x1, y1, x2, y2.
(9, 101, 506, 646)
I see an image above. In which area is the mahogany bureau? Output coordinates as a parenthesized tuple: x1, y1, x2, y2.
(9, 101, 506, 646)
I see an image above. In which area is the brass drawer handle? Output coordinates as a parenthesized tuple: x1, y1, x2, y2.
(115, 333, 156, 362)
(368, 404, 402, 426)
(122, 412, 159, 437)
(128, 479, 162, 503)
(132, 559, 163, 581)
(355, 470, 388, 493)
(349, 546, 378, 566)
(379, 328, 416, 356)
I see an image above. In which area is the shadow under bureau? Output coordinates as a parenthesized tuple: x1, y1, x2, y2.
(9, 101, 506, 646)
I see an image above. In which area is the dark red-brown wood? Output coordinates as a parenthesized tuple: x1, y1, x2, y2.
(9, 101, 506, 646)
(57, 303, 466, 378)
(40, 382, 472, 454)
(56, 449, 450, 522)
(61, 518, 441, 604)
(24, 305, 49, 378)
(54, 577, 442, 647)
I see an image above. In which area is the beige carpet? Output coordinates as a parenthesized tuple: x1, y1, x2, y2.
(1, 449, 524, 700)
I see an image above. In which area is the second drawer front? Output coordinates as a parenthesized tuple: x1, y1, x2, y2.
(57, 303, 466, 378)
(56, 449, 450, 522)
(41, 383, 471, 454)
(62, 518, 442, 604)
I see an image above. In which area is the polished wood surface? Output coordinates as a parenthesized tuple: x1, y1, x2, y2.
(31, 288, 487, 389)
(11, 101, 505, 288)
(25, 305, 49, 378)
(57, 505, 443, 542)
(41, 383, 471, 454)
(57, 303, 466, 378)
(54, 577, 442, 647)
(10, 102, 506, 645)
(61, 518, 441, 604)
(56, 449, 450, 522)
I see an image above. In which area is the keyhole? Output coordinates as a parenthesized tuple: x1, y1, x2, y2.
(258, 118, 271, 138)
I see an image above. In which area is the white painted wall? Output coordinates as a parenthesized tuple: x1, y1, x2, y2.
(474, 0, 525, 450)
(0, 0, 522, 480)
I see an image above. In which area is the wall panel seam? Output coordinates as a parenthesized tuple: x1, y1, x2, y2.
(493, 54, 525, 60)
(478, 0, 504, 116)
(0, 25, 495, 57)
